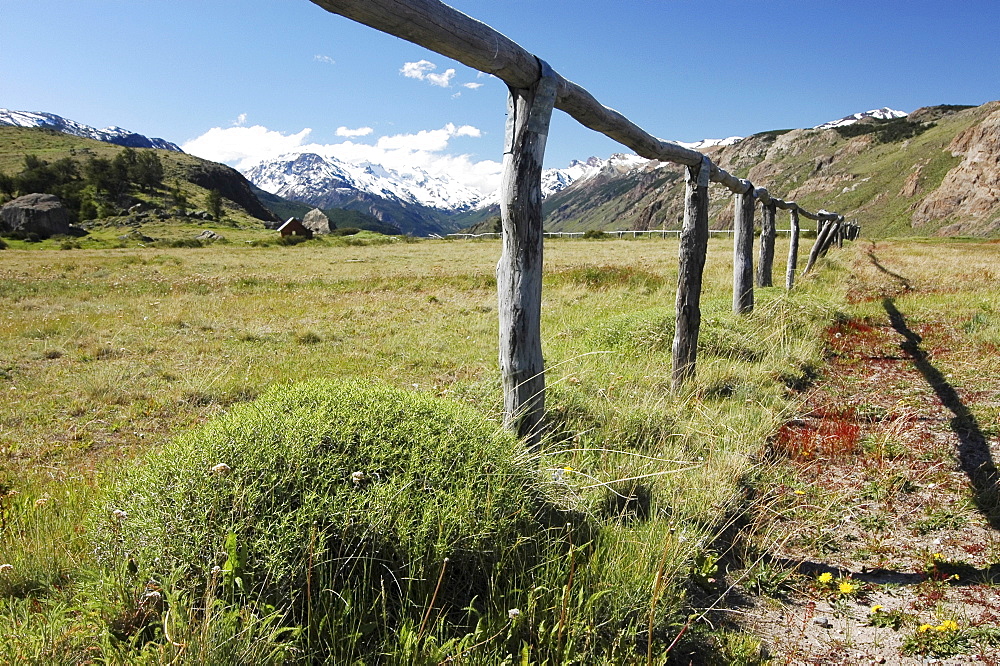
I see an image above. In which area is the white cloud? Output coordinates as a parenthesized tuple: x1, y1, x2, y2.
(314, 54, 335, 65)
(400, 60, 463, 89)
(182, 125, 313, 171)
(462, 82, 483, 90)
(400, 59, 436, 80)
(182, 122, 501, 195)
(233, 113, 248, 126)
(335, 126, 374, 138)
(426, 68, 456, 88)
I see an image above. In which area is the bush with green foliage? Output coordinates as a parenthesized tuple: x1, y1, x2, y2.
(94, 379, 575, 658)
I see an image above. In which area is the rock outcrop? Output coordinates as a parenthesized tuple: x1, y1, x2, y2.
(303, 208, 333, 234)
(912, 103, 1000, 232)
(0, 193, 72, 238)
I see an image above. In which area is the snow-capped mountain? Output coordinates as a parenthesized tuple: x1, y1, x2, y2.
(813, 107, 908, 130)
(477, 154, 652, 210)
(674, 136, 744, 151)
(245, 152, 485, 212)
(0, 109, 183, 151)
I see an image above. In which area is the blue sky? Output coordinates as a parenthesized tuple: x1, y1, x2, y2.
(3, 0, 998, 193)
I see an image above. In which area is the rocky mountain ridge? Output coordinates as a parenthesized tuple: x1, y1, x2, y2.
(9, 103, 999, 238)
(520, 102, 1000, 238)
(0, 109, 183, 152)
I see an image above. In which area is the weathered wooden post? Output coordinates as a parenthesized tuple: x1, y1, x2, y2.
(785, 208, 800, 290)
(733, 183, 756, 314)
(803, 218, 833, 274)
(822, 219, 842, 256)
(497, 61, 558, 446)
(671, 155, 711, 390)
(756, 200, 776, 287)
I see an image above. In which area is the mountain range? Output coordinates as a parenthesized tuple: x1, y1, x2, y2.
(4, 103, 999, 238)
(0, 109, 183, 152)
(237, 107, 936, 235)
(524, 103, 1000, 238)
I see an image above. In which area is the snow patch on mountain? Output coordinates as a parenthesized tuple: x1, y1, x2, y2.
(245, 151, 485, 212)
(674, 136, 743, 150)
(0, 109, 183, 151)
(814, 107, 908, 130)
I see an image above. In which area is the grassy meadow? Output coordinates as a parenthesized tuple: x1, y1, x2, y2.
(1, 233, 858, 663)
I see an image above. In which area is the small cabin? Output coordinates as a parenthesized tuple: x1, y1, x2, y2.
(277, 217, 313, 239)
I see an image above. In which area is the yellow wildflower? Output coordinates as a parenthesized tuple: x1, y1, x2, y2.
(793, 489, 806, 495)
(839, 580, 856, 594)
(937, 620, 959, 632)
(918, 624, 934, 633)
(818, 572, 833, 584)
(870, 605, 884, 614)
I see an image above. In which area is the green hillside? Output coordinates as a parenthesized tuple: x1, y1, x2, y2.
(471, 102, 1000, 239)
(0, 126, 279, 239)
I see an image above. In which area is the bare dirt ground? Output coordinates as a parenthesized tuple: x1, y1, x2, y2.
(727, 246, 1000, 664)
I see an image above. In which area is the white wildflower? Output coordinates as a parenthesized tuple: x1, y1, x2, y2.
(351, 471, 365, 486)
(508, 608, 521, 620)
(211, 463, 231, 476)
(0, 564, 13, 575)
(111, 509, 128, 521)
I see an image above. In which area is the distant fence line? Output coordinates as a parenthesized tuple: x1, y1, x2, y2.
(310, 0, 859, 445)
(446, 228, 827, 240)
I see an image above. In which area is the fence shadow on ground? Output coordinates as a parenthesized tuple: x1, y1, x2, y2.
(882, 297, 1000, 530)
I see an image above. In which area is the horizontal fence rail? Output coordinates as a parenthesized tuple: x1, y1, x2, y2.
(309, 0, 858, 442)
(446, 229, 811, 240)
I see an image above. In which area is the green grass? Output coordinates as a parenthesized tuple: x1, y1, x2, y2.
(0, 235, 853, 662)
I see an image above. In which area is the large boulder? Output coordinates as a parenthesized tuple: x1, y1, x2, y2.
(303, 207, 333, 234)
(0, 193, 72, 239)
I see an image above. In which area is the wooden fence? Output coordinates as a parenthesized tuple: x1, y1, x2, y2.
(309, 0, 858, 444)
(446, 228, 826, 240)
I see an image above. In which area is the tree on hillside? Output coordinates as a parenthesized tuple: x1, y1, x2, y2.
(206, 189, 223, 221)
(136, 151, 164, 191)
(0, 171, 14, 202)
(9, 155, 85, 221)
(83, 156, 129, 201)
(170, 182, 189, 214)
(16, 155, 79, 195)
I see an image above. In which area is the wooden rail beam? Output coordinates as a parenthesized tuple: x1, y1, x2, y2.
(310, 0, 754, 194)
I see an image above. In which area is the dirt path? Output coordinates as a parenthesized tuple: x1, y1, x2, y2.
(729, 247, 1000, 664)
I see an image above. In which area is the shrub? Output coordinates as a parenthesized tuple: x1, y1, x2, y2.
(589, 307, 675, 351)
(94, 379, 573, 656)
(277, 234, 311, 246)
(582, 229, 607, 239)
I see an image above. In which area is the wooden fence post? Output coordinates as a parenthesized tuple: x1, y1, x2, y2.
(756, 201, 776, 287)
(497, 60, 557, 447)
(733, 183, 755, 314)
(671, 154, 711, 390)
(803, 218, 833, 274)
(785, 208, 800, 290)
(820, 219, 841, 257)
